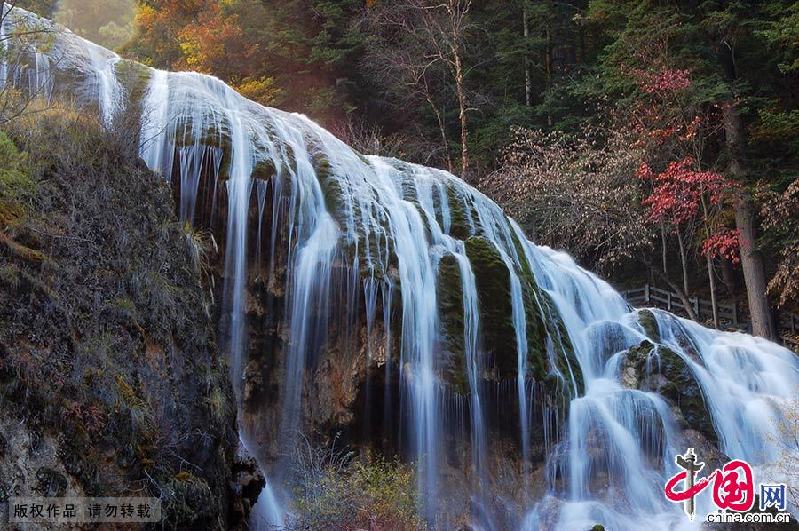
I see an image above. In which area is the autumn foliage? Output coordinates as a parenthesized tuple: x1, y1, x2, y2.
(762, 179, 799, 307)
(100, 0, 799, 313)
(637, 157, 732, 226)
(634, 67, 691, 95)
(632, 67, 742, 269)
(701, 229, 742, 266)
(177, 5, 246, 76)
(481, 124, 651, 271)
(130, 1, 278, 106)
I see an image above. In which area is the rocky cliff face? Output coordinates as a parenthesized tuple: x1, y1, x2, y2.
(203, 161, 579, 526)
(0, 108, 256, 528)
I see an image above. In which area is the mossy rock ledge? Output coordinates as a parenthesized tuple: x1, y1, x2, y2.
(437, 253, 469, 393)
(510, 228, 583, 398)
(621, 338, 717, 445)
(637, 309, 661, 343)
(455, 235, 583, 399)
(464, 235, 518, 380)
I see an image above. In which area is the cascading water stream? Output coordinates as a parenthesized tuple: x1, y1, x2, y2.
(355, 156, 444, 514)
(520, 244, 799, 529)
(657, 313, 799, 468)
(0, 5, 52, 100)
(139, 69, 171, 175)
(450, 249, 490, 524)
(7, 7, 799, 529)
(83, 39, 121, 127)
(0, 8, 7, 88)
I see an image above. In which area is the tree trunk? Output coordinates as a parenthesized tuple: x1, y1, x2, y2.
(422, 75, 452, 172)
(735, 193, 777, 339)
(706, 253, 719, 328)
(426, 93, 452, 173)
(659, 222, 668, 277)
(452, 49, 469, 178)
(701, 196, 719, 328)
(676, 228, 690, 296)
(720, 258, 738, 300)
(722, 101, 777, 340)
(523, 5, 531, 107)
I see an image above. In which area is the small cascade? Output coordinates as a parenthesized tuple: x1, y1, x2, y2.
(362, 157, 443, 514)
(251, 480, 285, 529)
(0, 6, 52, 99)
(221, 82, 255, 401)
(0, 6, 7, 87)
(655, 312, 799, 467)
(6, 6, 799, 529)
(83, 39, 121, 126)
(451, 249, 490, 525)
(29, 51, 51, 97)
(139, 69, 171, 175)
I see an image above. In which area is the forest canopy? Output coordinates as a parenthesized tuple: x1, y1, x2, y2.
(10, 0, 799, 338)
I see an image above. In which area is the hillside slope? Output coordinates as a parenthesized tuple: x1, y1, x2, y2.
(0, 107, 258, 528)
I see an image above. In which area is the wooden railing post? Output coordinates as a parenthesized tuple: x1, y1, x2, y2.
(621, 283, 796, 336)
(623, 285, 796, 345)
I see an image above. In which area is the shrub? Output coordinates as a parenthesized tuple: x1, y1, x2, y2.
(287, 436, 425, 530)
(0, 131, 32, 203)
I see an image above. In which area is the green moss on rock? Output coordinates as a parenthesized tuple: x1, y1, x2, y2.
(536, 290, 584, 396)
(313, 152, 332, 181)
(436, 254, 468, 393)
(321, 173, 344, 218)
(622, 341, 716, 444)
(638, 309, 661, 343)
(115, 59, 152, 107)
(656, 346, 717, 444)
(445, 184, 473, 240)
(465, 236, 517, 379)
(460, 230, 583, 399)
(252, 158, 276, 182)
(510, 229, 584, 397)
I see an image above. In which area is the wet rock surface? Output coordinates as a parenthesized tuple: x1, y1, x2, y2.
(621, 337, 717, 445)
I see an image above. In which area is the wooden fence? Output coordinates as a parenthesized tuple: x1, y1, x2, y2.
(621, 283, 799, 351)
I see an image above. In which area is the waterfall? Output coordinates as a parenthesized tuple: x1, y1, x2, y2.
(0, 7, 7, 87)
(5, 6, 799, 529)
(0, 5, 52, 99)
(83, 41, 120, 127)
(451, 248, 491, 526)
(139, 69, 171, 175)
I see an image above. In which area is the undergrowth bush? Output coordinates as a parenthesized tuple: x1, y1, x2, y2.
(0, 130, 32, 202)
(287, 435, 425, 530)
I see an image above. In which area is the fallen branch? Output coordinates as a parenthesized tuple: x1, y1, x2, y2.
(641, 257, 698, 321)
(0, 232, 45, 263)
